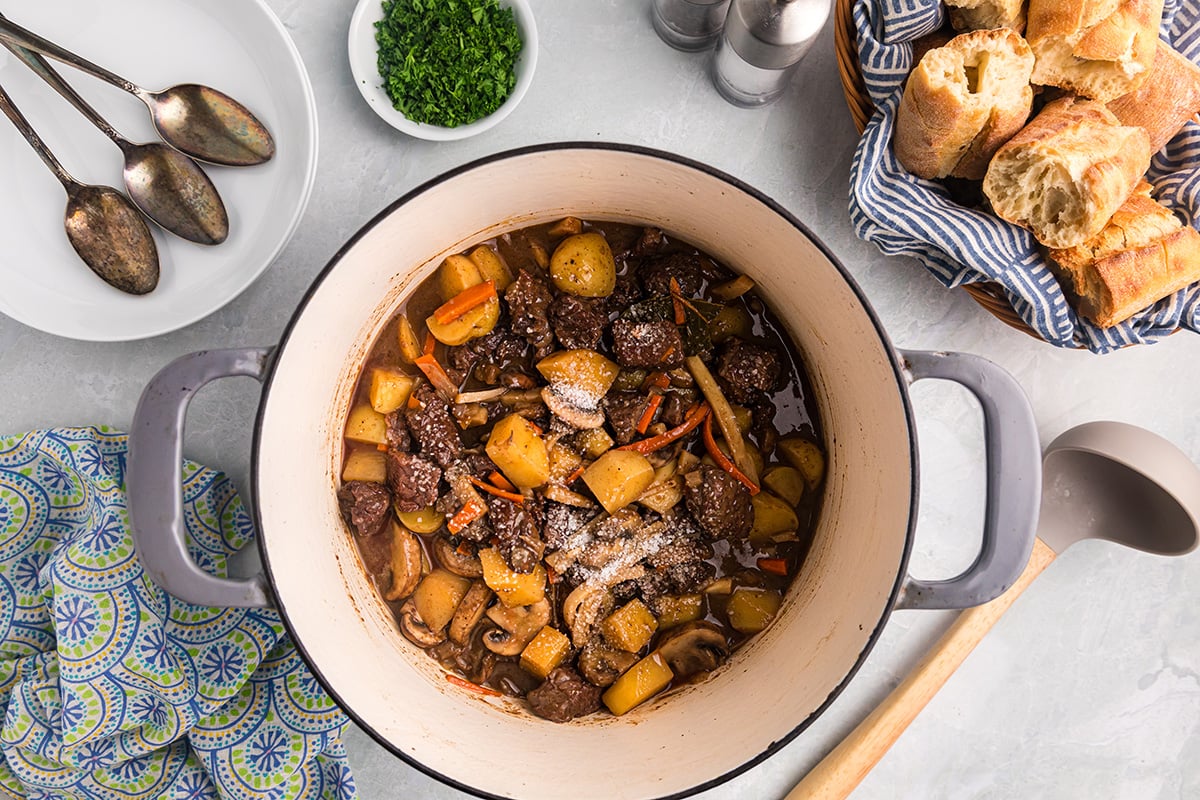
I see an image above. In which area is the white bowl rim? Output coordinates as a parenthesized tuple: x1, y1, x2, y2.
(346, 0, 539, 141)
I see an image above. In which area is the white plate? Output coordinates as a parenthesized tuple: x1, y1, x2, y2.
(0, 0, 318, 341)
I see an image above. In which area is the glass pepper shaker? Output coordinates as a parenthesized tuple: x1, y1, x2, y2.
(652, 0, 732, 52)
(711, 0, 831, 106)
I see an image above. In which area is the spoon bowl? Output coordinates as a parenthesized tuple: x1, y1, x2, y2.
(65, 184, 160, 295)
(122, 140, 229, 245)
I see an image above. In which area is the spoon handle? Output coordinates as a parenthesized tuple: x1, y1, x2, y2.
(783, 537, 1059, 800)
(0, 80, 76, 189)
(0, 18, 122, 144)
(0, 16, 141, 98)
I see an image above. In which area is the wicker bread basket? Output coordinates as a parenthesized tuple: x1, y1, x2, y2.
(833, 0, 1037, 337)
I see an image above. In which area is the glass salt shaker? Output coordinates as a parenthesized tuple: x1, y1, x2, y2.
(652, 0, 732, 51)
(711, 0, 832, 106)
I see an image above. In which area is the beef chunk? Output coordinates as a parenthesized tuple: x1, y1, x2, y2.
(505, 270, 555, 358)
(685, 466, 753, 540)
(406, 384, 463, 468)
(715, 338, 781, 403)
(449, 327, 527, 377)
(664, 560, 716, 594)
(749, 401, 779, 455)
(608, 271, 643, 313)
(527, 666, 603, 723)
(458, 451, 500, 479)
(632, 226, 664, 257)
(610, 319, 684, 369)
(489, 496, 545, 574)
(544, 501, 592, 550)
(603, 391, 650, 445)
(386, 451, 441, 513)
(551, 294, 608, 350)
(639, 252, 705, 297)
(337, 481, 392, 538)
(659, 392, 687, 429)
(384, 410, 411, 451)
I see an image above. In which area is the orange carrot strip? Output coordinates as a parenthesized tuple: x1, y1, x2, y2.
(616, 403, 709, 454)
(423, 330, 436, 356)
(414, 354, 458, 402)
(636, 394, 664, 434)
(702, 413, 760, 495)
(642, 371, 671, 392)
(407, 392, 423, 411)
(469, 476, 525, 504)
(433, 280, 497, 325)
(445, 673, 502, 697)
(757, 557, 788, 577)
(448, 496, 486, 534)
(669, 277, 686, 324)
(488, 471, 516, 491)
(563, 465, 585, 485)
(376, 443, 388, 452)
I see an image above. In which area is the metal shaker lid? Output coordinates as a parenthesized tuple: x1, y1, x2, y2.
(724, 0, 831, 70)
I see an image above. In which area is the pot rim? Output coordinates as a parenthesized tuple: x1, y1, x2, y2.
(249, 141, 921, 799)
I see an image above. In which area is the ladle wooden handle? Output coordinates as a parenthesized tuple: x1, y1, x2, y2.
(784, 537, 1059, 800)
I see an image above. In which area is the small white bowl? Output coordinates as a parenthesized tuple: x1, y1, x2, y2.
(347, 0, 537, 141)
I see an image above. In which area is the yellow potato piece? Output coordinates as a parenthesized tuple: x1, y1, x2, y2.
(602, 599, 659, 653)
(550, 232, 616, 297)
(369, 368, 415, 414)
(655, 594, 703, 631)
(345, 404, 388, 445)
(583, 450, 655, 514)
(342, 449, 387, 483)
(479, 548, 547, 608)
(438, 254, 484, 300)
(468, 245, 513, 290)
(536, 350, 620, 400)
(396, 507, 444, 534)
(486, 413, 550, 490)
(396, 314, 423, 364)
(602, 652, 674, 716)
(520, 626, 571, 680)
(749, 491, 799, 541)
(726, 587, 782, 635)
(778, 436, 825, 488)
(412, 568, 472, 632)
(762, 466, 806, 506)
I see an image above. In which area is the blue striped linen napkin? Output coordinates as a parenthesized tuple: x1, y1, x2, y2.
(848, 0, 1200, 352)
(0, 427, 357, 800)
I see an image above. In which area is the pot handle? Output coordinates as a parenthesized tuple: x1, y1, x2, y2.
(894, 349, 1040, 611)
(128, 347, 275, 609)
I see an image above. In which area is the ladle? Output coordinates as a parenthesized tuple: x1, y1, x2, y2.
(0, 15, 274, 167)
(0, 80, 158, 295)
(2, 33, 228, 245)
(787, 420, 1200, 800)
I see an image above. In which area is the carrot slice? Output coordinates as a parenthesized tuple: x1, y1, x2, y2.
(488, 471, 516, 492)
(642, 371, 671, 392)
(445, 673, 502, 697)
(636, 394, 664, 434)
(423, 330, 436, 356)
(414, 354, 458, 402)
(448, 496, 486, 534)
(432, 280, 497, 325)
(702, 413, 760, 495)
(757, 557, 788, 576)
(469, 476, 525, 504)
(669, 277, 686, 324)
(616, 402, 709, 454)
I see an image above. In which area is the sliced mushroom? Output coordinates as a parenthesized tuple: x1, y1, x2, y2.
(542, 385, 605, 430)
(483, 598, 551, 656)
(383, 523, 422, 601)
(433, 535, 484, 578)
(577, 638, 639, 688)
(655, 621, 729, 679)
(562, 582, 616, 647)
(449, 580, 494, 645)
(399, 599, 447, 648)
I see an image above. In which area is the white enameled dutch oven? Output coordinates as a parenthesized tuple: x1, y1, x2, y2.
(128, 144, 1041, 800)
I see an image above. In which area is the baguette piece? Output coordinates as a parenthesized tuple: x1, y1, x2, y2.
(944, 0, 1027, 33)
(1108, 41, 1200, 152)
(894, 29, 1035, 180)
(1026, 0, 1165, 102)
(1048, 182, 1200, 327)
(982, 96, 1152, 248)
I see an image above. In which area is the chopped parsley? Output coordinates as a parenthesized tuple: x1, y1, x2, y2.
(375, 0, 523, 128)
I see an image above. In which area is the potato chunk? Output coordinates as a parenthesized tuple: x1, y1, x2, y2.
(411, 568, 472, 632)
(345, 404, 387, 445)
(583, 450, 656, 514)
(536, 350, 620, 400)
(726, 588, 782, 634)
(468, 245, 513, 290)
(479, 547, 547, 608)
(369, 368, 415, 414)
(762, 466, 806, 506)
(486, 414, 551, 490)
(779, 436, 825, 488)
(429, 254, 501, 344)
(601, 652, 674, 716)
(602, 599, 658, 653)
(550, 232, 616, 297)
(520, 626, 571, 680)
(342, 449, 387, 483)
(749, 491, 799, 541)
(655, 594, 703, 631)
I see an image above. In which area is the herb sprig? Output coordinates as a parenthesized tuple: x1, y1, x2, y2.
(375, 0, 523, 128)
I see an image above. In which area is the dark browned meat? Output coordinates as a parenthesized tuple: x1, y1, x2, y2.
(355, 525, 392, 589)
(716, 338, 782, 403)
(685, 465, 753, 539)
(608, 271, 643, 313)
(750, 401, 779, 455)
(337, 481, 392, 538)
(659, 392, 686, 428)
(386, 451, 441, 513)
(544, 501, 592, 550)
(449, 327, 527, 377)
(551, 294, 608, 350)
(603, 391, 650, 445)
(632, 226, 664, 257)
(430, 625, 496, 685)
(384, 410, 411, 451)
(406, 384, 463, 468)
(527, 666, 603, 723)
(610, 319, 684, 369)
(505, 270, 555, 358)
(639, 252, 705, 297)
(489, 496, 545, 573)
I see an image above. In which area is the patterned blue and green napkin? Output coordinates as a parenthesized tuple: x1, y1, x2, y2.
(0, 427, 357, 799)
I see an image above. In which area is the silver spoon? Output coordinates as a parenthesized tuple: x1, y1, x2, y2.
(787, 420, 1200, 800)
(2, 34, 229, 245)
(0, 15, 274, 167)
(0, 81, 158, 295)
